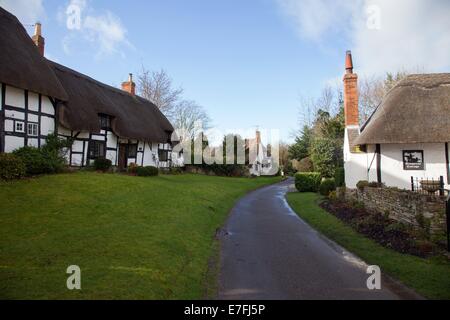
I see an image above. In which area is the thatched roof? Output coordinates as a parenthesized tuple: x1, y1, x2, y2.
(355, 73, 450, 145)
(50, 61, 174, 142)
(0, 7, 68, 101)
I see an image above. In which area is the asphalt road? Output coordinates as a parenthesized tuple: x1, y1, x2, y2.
(218, 178, 420, 300)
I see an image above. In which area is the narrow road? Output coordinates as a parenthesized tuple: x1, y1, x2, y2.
(218, 178, 418, 300)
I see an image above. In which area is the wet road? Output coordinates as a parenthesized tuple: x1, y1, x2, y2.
(218, 178, 419, 300)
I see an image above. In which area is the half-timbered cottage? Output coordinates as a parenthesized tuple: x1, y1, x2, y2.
(0, 7, 181, 170)
(343, 50, 450, 190)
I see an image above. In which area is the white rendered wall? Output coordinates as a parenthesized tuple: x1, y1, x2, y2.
(344, 127, 374, 188)
(380, 143, 448, 189)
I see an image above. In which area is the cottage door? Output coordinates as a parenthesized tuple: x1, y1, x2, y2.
(118, 144, 127, 171)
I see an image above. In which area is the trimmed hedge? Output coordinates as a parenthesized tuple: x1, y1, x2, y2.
(94, 158, 112, 172)
(319, 178, 336, 196)
(136, 166, 159, 177)
(0, 153, 26, 180)
(295, 172, 322, 192)
(334, 167, 345, 187)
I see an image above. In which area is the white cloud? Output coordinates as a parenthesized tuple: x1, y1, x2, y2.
(277, 0, 450, 74)
(59, 0, 130, 58)
(0, 0, 45, 24)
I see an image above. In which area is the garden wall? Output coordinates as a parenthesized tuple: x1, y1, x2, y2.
(340, 187, 447, 234)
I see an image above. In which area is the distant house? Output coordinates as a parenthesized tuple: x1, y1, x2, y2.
(245, 130, 274, 176)
(343, 50, 450, 189)
(0, 8, 181, 170)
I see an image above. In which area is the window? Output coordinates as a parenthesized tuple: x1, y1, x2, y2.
(27, 123, 38, 136)
(15, 121, 24, 133)
(99, 114, 111, 129)
(127, 144, 137, 158)
(89, 141, 106, 159)
(158, 149, 169, 162)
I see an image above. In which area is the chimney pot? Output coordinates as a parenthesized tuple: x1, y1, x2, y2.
(34, 22, 42, 36)
(345, 50, 354, 74)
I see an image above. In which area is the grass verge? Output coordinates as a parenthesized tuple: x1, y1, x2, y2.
(286, 192, 450, 300)
(0, 172, 280, 299)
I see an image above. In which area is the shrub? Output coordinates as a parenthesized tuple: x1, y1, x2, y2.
(94, 158, 112, 172)
(334, 167, 345, 187)
(356, 180, 369, 191)
(136, 166, 159, 177)
(0, 153, 26, 180)
(319, 178, 336, 196)
(368, 181, 384, 188)
(127, 163, 138, 175)
(295, 172, 322, 192)
(297, 157, 314, 172)
(13, 146, 47, 175)
(328, 190, 337, 200)
(12, 134, 72, 176)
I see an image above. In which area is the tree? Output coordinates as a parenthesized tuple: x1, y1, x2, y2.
(172, 100, 211, 139)
(137, 67, 183, 119)
(289, 125, 312, 161)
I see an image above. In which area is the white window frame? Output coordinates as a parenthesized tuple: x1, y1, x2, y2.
(27, 122, 39, 137)
(15, 121, 24, 133)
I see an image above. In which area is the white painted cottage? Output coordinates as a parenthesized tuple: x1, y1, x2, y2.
(343, 51, 450, 190)
(0, 8, 182, 170)
(246, 130, 275, 176)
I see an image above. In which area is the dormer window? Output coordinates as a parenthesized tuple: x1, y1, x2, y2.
(99, 114, 111, 129)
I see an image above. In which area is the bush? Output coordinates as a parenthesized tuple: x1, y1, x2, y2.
(13, 146, 47, 175)
(334, 167, 345, 187)
(295, 172, 322, 192)
(94, 158, 112, 172)
(12, 134, 72, 176)
(127, 163, 138, 175)
(319, 178, 336, 196)
(297, 157, 314, 172)
(356, 180, 369, 191)
(0, 153, 26, 180)
(136, 166, 159, 177)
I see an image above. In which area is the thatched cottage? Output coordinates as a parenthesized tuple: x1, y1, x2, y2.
(0, 7, 181, 169)
(343, 50, 450, 190)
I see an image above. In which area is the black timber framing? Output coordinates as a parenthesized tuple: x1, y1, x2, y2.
(0, 84, 5, 153)
(446, 142, 450, 185)
(376, 144, 382, 184)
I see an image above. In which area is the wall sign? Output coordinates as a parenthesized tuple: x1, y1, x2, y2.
(403, 150, 424, 170)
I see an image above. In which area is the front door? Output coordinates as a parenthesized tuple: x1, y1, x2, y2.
(118, 144, 127, 171)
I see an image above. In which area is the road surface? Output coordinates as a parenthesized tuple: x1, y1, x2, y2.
(218, 178, 420, 300)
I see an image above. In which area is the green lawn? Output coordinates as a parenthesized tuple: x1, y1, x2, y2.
(286, 192, 450, 300)
(0, 172, 280, 299)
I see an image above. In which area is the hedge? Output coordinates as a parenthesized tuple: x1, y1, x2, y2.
(94, 158, 112, 172)
(319, 178, 336, 196)
(0, 153, 26, 180)
(295, 172, 322, 192)
(136, 166, 159, 177)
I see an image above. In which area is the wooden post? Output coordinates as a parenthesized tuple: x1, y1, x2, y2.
(411, 176, 414, 191)
(440, 176, 444, 196)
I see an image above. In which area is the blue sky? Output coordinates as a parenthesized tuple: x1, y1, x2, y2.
(2, 0, 449, 143)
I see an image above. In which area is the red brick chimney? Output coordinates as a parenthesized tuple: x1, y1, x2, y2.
(343, 50, 359, 127)
(122, 73, 136, 96)
(32, 22, 45, 56)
